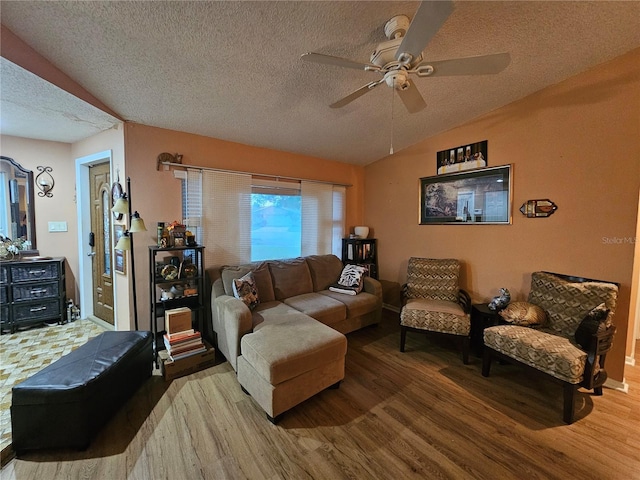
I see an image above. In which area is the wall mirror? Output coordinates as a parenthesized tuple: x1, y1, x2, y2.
(1, 156, 37, 251)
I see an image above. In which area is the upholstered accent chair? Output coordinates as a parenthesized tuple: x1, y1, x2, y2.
(482, 271, 619, 424)
(400, 258, 472, 363)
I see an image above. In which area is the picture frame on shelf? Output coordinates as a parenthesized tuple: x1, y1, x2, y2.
(114, 225, 126, 274)
(437, 140, 488, 175)
(419, 165, 512, 225)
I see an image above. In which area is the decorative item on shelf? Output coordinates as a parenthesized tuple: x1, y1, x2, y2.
(185, 230, 196, 246)
(112, 176, 148, 330)
(169, 284, 184, 298)
(354, 226, 369, 239)
(161, 264, 179, 281)
(520, 199, 558, 218)
(181, 262, 198, 279)
(0, 236, 32, 260)
(488, 288, 511, 311)
(35, 166, 55, 197)
(166, 221, 187, 247)
(156, 152, 184, 170)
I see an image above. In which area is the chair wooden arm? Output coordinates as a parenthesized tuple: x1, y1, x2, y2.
(458, 289, 472, 314)
(401, 283, 409, 306)
(581, 325, 616, 391)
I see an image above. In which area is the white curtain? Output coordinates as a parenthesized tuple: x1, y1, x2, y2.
(200, 170, 252, 268)
(301, 181, 345, 256)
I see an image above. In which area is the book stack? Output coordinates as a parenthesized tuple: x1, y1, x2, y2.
(164, 307, 206, 361)
(163, 329, 206, 361)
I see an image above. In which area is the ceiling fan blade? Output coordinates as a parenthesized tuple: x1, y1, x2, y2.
(396, 82, 427, 114)
(301, 52, 380, 72)
(418, 52, 511, 77)
(330, 81, 382, 109)
(396, 0, 454, 63)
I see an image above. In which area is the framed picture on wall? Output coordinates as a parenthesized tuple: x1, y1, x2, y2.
(437, 140, 488, 174)
(114, 225, 126, 274)
(419, 165, 512, 225)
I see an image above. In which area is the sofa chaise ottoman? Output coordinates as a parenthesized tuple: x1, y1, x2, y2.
(237, 304, 347, 423)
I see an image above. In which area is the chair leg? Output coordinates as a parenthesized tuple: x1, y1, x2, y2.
(482, 348, 493, 377)
(594, 386, 603, 396)
(461, 336, 470, 365)
(563, 383, 577, 424)
(400, 325, 407, 352)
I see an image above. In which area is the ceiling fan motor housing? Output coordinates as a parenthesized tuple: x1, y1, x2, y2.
(371, 38, 423, 68)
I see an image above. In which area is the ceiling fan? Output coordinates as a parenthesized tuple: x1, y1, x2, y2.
(301, 0, 511, 114)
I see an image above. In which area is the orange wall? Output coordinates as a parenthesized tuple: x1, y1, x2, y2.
(364, 49, 640, 383)
(0, 135, 79, 300)
(124, 123, 366, 331)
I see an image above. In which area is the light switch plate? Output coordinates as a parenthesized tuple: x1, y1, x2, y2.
(48, 221, 68, 232)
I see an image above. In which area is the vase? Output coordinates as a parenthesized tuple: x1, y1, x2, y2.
(354, 226, 369, 239)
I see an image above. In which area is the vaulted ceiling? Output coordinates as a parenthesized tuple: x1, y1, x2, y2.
(1, 1, 639, 165)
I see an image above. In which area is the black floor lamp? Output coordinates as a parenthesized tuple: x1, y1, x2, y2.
(112, 176, 147, 331)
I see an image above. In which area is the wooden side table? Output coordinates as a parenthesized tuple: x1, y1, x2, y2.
(470, 303, 503, 357)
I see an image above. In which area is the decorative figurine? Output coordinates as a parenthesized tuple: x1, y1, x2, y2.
(488, 288, 511, 311)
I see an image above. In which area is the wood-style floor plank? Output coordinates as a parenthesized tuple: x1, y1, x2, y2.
(2, 311, 639, 480)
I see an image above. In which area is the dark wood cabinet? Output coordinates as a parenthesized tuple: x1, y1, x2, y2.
(0, 257, 66, 333)
(341, 238, 378, 279)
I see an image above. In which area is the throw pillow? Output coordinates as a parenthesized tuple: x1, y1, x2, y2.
(498, 301, 547, 327)
(574, 303, 610, 349)
(329, 264, 366, 296)
(232, 272, 259, 310)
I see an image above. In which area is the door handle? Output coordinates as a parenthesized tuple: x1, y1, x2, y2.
(87, 252, 96, 257)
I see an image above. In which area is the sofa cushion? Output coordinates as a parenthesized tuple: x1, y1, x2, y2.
(484, 325, 587, 384)
(232, 272, 259, 310)
(329, 264, 367, 296)
(498, 301, 547, 327)
(221, 262, 275, 302)
(319, 290, 380, 318)
(283, 293, 346, 326)
(574, 303, 610, 350)
(528, 272, 618, 338)
(400, 298, 470, 335)
(240, 314, 347, 385)
(268, 257, 313, 300)
(306, 254, 343, 291)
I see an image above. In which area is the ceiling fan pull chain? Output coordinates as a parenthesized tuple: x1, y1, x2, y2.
(389, 86, 395, 155)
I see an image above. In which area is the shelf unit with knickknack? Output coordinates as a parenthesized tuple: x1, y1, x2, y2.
(341, 238, 378, 279)
(148, 245, 205, 365)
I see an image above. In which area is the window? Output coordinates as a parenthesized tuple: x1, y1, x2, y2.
(251, 192, 301, 261)
(182, 171, 345, 265)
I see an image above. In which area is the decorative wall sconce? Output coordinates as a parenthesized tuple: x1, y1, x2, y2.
(35, 166, 55, 197)
(520, 199, 558, 218)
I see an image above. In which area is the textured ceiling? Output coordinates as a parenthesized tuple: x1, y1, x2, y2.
(1, 1, 639, 165)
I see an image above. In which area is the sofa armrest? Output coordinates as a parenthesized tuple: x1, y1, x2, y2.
(362, 276, 383, 300)
(211, 294, 252, 372)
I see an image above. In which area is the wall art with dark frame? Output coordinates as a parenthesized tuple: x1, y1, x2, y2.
(437, 140, 488, 175)
(420, 165, 512, 225)
(114, 225, 126, 274)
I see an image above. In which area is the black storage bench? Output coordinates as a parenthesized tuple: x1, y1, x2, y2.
(11, 330, 153, 453)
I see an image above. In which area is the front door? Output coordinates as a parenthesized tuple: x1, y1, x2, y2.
(89, 162, 114, 325)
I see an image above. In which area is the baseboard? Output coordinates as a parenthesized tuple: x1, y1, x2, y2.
(604, 377, 629, 394)
(626, 355, 636, 367)
(383, 304, 400, 313)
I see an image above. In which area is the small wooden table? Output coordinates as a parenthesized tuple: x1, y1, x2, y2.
(470, 303, 503, 357)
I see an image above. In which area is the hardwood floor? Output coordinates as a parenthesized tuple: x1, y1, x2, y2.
(2, 310, 639, 479)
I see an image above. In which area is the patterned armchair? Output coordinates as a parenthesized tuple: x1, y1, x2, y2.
(400, 258, 472, 364)
(482, 271, 619, 424)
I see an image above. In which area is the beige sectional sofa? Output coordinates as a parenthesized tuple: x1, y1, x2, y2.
(208, 254, 382, 421)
